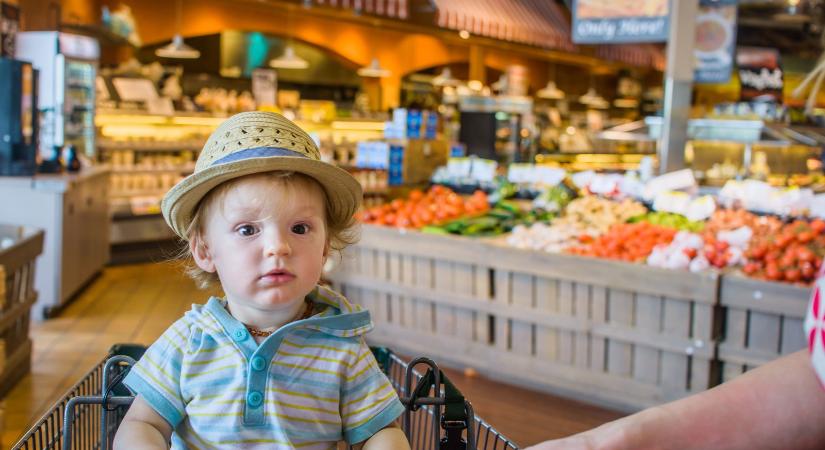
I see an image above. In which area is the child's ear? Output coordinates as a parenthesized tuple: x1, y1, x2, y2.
(190, 235, 216, 273)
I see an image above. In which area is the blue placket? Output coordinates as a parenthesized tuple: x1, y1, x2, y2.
(204, 296, 373, 427)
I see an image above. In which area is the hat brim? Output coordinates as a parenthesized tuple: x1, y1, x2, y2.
(161, 156, 362, 239)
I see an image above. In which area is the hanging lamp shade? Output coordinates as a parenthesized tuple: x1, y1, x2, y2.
(537, 81, 565, 100)
(155, 34, 200, 59)
(432, 67, 460, 86)
(357, 58, 391, 78)
(579, 87, 606, 105)
(269, 45, 309, 70)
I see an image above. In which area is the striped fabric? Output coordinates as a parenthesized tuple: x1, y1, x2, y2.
(123, 285, 404, 449)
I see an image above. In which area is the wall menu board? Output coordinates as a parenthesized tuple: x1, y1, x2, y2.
(694, 0, 738, 84)
(572, 0, 669, 44)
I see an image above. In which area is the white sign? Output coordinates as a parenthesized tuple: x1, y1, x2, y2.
(112, 77, 158, 102)
(252, 68, 277, 107)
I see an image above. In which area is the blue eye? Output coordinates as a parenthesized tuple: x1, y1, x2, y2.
(292, 223, 310, 235)
(237, 225, 257, 237)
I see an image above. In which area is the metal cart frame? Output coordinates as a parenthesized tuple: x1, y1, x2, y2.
(12, 346, 518, 450)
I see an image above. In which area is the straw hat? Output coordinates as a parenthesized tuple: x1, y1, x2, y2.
(161, 111, 362, 239)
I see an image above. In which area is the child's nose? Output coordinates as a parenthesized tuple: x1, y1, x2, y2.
(264, 232, 291, 257)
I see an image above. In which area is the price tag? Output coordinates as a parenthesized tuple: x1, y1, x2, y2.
(470, 158, 497, 182)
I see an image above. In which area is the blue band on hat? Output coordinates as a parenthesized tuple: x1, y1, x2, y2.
(211, 147, 308, 167)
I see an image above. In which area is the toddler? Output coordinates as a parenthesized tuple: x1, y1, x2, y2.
(114, 112, 409, 449)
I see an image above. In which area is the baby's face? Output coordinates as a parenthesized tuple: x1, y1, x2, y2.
(197, 174, 328, 323)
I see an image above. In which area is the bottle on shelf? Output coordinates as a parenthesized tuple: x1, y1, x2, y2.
(63, 144, 81, 172)
(38, 145, 63, 174)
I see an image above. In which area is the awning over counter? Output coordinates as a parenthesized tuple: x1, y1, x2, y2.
(308, 0, 665, 70)
(598, 44, 666, 72)
(433, 0, 574, 52)
(309, 0, 409, 19)
(432, 0, 664, 70)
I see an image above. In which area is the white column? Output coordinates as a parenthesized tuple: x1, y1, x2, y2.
(660, 0, 699, 174)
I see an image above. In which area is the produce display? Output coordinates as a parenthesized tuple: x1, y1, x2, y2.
(702, 209, 782, 239)
(424, 201, 553, 237)
(532, 184, 576, 213)
(630, 212, 705, 233)
(742, 219, 825, 284)
(646, 231, 705, 271)
(360, 184, 825, 286)
(506, 222, 589, 253)
(554, 196, 647, 236)
(357, 186, 489, 228)
(567, 222, 678, 262)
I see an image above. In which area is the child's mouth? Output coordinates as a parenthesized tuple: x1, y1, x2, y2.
(261, 269, 296, 285)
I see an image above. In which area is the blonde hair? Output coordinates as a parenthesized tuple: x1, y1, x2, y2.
(178, 171, 358, 289)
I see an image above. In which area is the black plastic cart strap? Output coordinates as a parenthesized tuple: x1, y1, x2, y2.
(411, 368, 468, 450)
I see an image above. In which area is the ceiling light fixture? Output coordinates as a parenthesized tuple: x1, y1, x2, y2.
(357, 58, 391, 78)
(155, 0, 200, 59)
(432, 67, 460, 86)
(269, 46, 309, 69)
(459, 30, 470, 39)
(537, 81, 565, 99)
(579, 87, 606, 106)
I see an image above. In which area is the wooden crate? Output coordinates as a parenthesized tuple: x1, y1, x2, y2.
(0, 225, 44, 398)
(718, 274, 810, 383)
(328, 225, 720, 411)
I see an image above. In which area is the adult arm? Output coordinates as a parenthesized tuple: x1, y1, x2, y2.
(527, 350, 825, 450)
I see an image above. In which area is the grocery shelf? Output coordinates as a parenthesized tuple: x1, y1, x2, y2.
(110, 166, 194, 174)
(97, 140, 204, 152)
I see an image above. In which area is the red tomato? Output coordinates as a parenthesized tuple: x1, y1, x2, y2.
(785, 268, 801, 283)
(798, 231, 814, 244)
(765, 265, 781, 281)
(801, 261, 816, 280)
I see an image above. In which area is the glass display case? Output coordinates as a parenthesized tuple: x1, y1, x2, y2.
(16, 32, 99, 158)
(591, 117, 824, 188)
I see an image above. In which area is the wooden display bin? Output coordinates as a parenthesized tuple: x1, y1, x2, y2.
(718, 274, 810, 382)
(0, 225, 44, 398)
(328, 225, 720, 411)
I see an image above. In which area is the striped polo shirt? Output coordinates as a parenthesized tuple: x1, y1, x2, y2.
(123, 285, 405, 449)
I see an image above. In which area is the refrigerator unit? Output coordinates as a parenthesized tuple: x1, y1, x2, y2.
(16, 32, 99, 160)
(0, 57, 38, 175)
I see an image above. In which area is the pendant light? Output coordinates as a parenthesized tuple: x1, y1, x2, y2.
(269, 46, 309, 69)
(269, 8, 310, 70)
(432, 67, 460, 86)
(579, 88, 609, 109)
(155, 0, 200, 59)
(537, 81, 565, 100)
(357, 58, 390, 78)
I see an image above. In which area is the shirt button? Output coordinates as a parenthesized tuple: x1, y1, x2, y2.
(233, 329, 248, 341)
(247, 391, 263, 408)
(251, 356, 267, 371)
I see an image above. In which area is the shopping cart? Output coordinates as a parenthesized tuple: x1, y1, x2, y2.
(12, 345, 518, 450)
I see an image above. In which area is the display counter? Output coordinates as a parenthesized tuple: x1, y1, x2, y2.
(0, 167, 109, 319)
(327, 224, 808, 411)
(601, 117, 823, 187)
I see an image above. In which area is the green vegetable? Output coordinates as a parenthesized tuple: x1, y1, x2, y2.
(421, 226, 450, 235)
(630, 212, 705, 232)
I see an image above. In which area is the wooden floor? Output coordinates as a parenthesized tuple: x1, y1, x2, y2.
(3, 262, 624, 448)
